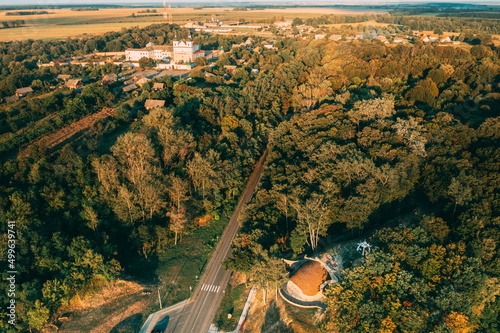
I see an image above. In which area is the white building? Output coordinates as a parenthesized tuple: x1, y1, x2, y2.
(125, 36, 205, 65)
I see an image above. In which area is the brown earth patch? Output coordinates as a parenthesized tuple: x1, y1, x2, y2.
(290, 261, 328, 296)
(57, 279, 152, 333)
(19, 107, 115, 158)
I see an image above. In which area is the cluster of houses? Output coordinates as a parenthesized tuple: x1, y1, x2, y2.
(2, 67, 191, 105)
(414, 31, 455, 44)
(312, 31, 457, 45)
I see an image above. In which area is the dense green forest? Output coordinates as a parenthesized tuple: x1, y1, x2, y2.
(0, 16, 499, 332)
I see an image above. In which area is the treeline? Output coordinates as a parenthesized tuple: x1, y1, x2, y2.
(438, 12, 500, 19)
(375, 15, 500, 35)
(1, 20, 25, 29)
(5, 11, 53, 15)
(70, 7, 99, 11)
(137, 9, 156, 13)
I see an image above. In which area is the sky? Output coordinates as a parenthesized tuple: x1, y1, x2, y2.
(1, 0, 499, 5)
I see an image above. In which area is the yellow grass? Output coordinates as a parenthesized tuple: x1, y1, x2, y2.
(0, 7, 387, 42)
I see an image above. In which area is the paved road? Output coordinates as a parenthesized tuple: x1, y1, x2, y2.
(147, 150, 268, 333)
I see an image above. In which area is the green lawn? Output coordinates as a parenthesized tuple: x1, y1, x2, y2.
(214, 283, 248, 331)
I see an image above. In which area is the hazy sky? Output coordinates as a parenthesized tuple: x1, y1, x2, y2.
(1, 0, 498, 5)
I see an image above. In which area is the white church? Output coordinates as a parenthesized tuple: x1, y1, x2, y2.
(125, 36, 206, 67)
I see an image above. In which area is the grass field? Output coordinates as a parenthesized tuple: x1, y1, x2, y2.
(0, 7, 387, 42)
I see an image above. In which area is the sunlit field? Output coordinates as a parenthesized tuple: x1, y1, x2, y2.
(0, 6, 387, 42)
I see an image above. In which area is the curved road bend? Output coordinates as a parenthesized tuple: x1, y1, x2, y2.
(158, 149, 268, 333)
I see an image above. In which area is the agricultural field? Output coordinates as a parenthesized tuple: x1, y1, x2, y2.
(0, 6, 387, 42)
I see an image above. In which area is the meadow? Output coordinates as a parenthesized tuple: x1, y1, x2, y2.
(0, 6, 387, 42)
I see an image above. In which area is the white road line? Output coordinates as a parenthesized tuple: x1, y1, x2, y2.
(210, 285, 216, 292)
(202, 284, 207, 291)
(215, 286, 220, 293)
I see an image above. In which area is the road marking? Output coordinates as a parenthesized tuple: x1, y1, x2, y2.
(201, 284, 223, 293)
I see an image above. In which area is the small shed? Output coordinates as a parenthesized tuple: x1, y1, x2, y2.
(144, 99, 165, 110)
(66, 79, 83, 90)
(15, 87, 33, 97)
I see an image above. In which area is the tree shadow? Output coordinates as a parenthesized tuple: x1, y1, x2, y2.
(261, 300, 291, 333)
(110, 313, 143, 333)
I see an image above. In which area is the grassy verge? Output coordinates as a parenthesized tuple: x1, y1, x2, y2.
(144, 212, 232, 314)
(214, 283, 248, 331)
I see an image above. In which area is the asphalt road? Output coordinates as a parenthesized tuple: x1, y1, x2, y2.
(154, 150, 268, 333)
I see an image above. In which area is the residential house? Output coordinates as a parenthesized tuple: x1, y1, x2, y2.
(4, 95, 19, 103)
(152, 83, 164, 91)
(251, 69, 259, 75)
(101, 73, 118, 86)
(394, 38, 404, 43)
(136, 77, 149, 87)
(66, 79, 83, 90)
(144, 99, 165, 110)
(223, 65, 237, 75)
(440, 36, 451, 43)
(315, 34, 325, 39)
(15, 87, 33, 98)
(329, 34, 342, 41)
(122, 83, 138, 93)
(375, 36, 389, 44)
(429, 34, 439, 41)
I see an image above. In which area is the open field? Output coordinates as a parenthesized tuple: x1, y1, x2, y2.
(0, 7, 387, 42)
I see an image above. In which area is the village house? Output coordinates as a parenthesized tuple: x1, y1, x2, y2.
(15, 87, 33, 98)
(315, 34, 325, 39)
(440, 36, 451, 43)
(144, 99, 165, 110)
(152, 83, 164, 91)
(329, 34, 342, 41)
(4, 95, 19, 103)
(223, 65, 237, 75)
(274, 21, 292, 28)
(136, 77, 149, 87)
(122, 83, 138, 93)
(101, 73, 118, 86)
(66, 79, 83, 90)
